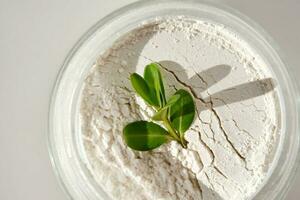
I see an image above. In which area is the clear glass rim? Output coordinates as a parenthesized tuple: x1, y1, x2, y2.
(47, 0, 300, 199)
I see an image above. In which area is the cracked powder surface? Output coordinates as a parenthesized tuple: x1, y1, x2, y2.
(79, 17, 282, 200)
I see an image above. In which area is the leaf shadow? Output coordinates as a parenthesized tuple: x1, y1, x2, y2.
(159, 60, 276, 110)
(204, 78, 276, 107)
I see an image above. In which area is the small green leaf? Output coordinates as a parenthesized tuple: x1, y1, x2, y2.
(130, 73, 158, 107)
(144, 63, 166, 108)
(169, 89, 195, 137)
(152, 94, 180, 121)
(123, 121, 169, 151)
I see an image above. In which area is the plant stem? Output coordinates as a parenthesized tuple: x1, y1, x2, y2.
(162, 118, 180, 142)
(179, 135, 187, 148)
(154, 107, 185, 147)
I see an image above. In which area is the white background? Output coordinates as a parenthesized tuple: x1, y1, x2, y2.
(0, 0, 299, 199)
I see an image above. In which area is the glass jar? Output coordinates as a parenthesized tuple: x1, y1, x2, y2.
(47, 0, 300, 199)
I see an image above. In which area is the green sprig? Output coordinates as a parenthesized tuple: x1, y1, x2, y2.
(123, 63, 195, 151)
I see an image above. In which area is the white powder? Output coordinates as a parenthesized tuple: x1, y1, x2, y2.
(79, 17, 281, 200)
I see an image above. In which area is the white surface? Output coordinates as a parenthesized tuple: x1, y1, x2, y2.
(0, 0, 299, 199)
(81, 17, 282, 200)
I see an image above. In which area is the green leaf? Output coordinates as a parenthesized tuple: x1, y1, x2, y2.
(130, 73, 158, 107)
(169, 89, 195, 136)
(123, 121, 169, 151)
(144, 63, 166, 108)
(152, 94, 180, 121)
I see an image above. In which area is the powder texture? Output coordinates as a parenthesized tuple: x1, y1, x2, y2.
(79, 17, 281, 200)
